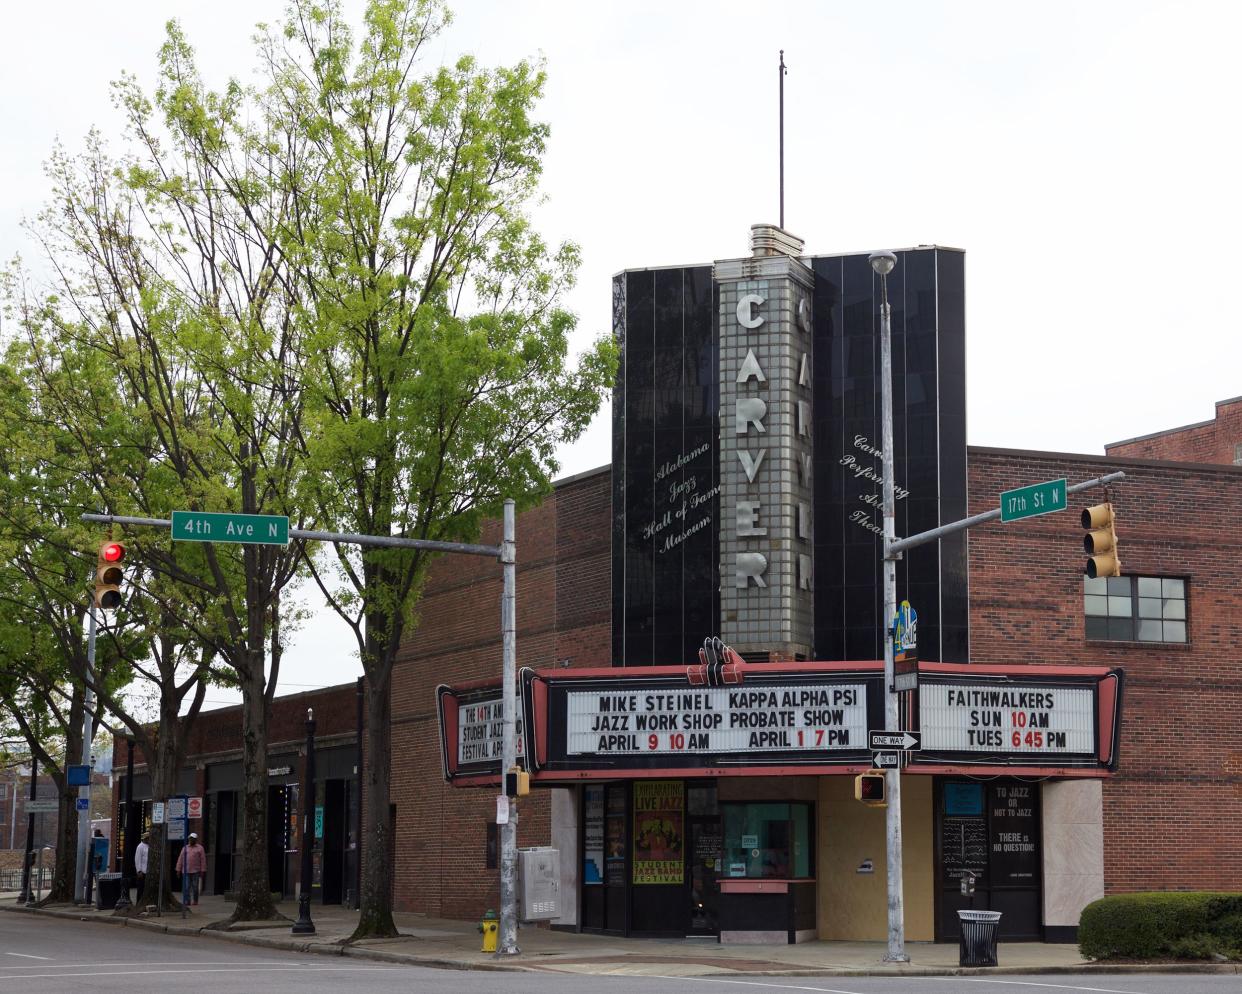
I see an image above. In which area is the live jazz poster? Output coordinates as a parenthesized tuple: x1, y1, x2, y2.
(633, 780, 683, 885)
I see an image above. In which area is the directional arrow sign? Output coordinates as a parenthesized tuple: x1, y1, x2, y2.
(868, 730, 921, 751)
(871, 752, 902, 769)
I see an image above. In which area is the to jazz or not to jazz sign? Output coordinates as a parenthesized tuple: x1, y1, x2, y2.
(565, 683, 869, 756)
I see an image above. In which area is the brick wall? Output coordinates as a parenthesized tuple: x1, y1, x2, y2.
(390, 467, 611, 917)
(111, 682, 361, 773)
(1106, 396, 1242, 466)
(967, 447, 1242, 894)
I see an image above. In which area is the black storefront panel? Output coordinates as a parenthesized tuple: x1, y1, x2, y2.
(936, 779, 1042, 941)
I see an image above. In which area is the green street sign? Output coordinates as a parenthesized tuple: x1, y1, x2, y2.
(171, 510, 290, 546)
(999, 478, 1068, 523)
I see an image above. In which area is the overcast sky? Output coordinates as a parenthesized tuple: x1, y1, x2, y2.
(3, 1, 1238, 710)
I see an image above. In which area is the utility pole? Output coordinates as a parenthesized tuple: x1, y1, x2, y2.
(73, 605, 96, 905)
(81, 506, 521, 945)
(497, 500, 520, 957)
(868, 249, 1126, 963)
(115, 739, 134, 911)
(869, 251, 908, 963)
(292, 708, 317, 935)
(18, 755, 37, 905)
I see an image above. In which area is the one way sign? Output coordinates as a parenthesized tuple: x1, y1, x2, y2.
(868, 730, 921, 751)
(871, 752, 902, 769)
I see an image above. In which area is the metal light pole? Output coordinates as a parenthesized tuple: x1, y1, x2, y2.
(497, 499, 519, 957)
(869, 249, 909, 963)
(17, 755, 36, 905)
(115, 739, 134, 911)
(292, 708, 317, 935)
(74, 605, 97, 905)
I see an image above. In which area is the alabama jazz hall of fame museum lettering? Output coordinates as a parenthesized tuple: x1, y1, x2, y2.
(438, 225, 1125, 944)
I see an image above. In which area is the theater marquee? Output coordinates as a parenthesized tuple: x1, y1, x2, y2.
(437, 661, 1123, 784)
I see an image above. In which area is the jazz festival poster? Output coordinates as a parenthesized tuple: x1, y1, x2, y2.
(633, 780, 683, 885)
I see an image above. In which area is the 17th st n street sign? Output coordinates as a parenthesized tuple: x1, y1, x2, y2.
(999, 478, 1068, 523)
(171, 510, 289, 546)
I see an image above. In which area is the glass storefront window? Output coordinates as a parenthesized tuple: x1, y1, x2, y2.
(721, 802, 812, 879)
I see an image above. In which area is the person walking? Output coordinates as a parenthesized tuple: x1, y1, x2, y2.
(175, 832, 207, 907)
(134, 832, 149, 901)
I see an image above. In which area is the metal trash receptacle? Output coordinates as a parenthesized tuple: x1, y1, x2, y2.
(95, 872, 123, 910)
(957, 909, 1002, 967)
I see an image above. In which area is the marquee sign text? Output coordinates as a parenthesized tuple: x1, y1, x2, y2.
(919, 683, 1095, 754)
(457, 697, 525, 765)
(566, 683, 867, 755)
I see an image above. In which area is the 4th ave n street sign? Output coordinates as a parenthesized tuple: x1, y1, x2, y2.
(171, 510, 289, 546)
(1000, 478, 1068, 523)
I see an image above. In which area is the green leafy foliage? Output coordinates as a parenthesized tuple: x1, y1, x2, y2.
(1079, 892, 1242, 961)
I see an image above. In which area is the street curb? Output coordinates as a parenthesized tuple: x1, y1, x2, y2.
(1, 903, 1237, 977)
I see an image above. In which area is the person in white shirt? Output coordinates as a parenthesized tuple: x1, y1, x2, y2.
(134, 832, 149, 899)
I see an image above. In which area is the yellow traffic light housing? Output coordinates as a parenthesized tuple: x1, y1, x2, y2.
(94, 541, 126, 610)
(854, 772, 886, 806)
(1082, 503, 1120, 579)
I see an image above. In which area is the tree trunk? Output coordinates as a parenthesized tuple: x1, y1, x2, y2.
(135, 714, 185, 911)
(350, 664, 397, 939)
(229, 661, 277, 921)
(42, 688, 86, 905)
(41, 787, 77, 904)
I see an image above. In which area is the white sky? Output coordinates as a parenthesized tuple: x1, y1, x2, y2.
(3, 1, 1239, 709)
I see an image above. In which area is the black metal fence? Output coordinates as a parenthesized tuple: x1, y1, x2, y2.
(0, 867, 54, 892)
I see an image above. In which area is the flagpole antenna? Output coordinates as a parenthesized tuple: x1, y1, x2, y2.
(779, 50, 788, 229)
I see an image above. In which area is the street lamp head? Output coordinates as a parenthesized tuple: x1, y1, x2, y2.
(307, 707, 314, 722)
(869, 251, 897, 276)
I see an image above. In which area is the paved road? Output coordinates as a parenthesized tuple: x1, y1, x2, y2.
(0, 914, 1237, 993)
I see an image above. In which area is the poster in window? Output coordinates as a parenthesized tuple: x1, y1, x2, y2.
(605, 787, 626, 885)
(584, 785, 605, 885)
(989, 783, 1038, 885)
(633, 780, 683, 885)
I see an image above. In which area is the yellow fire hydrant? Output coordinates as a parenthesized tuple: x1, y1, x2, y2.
(478, 908, 499, 953)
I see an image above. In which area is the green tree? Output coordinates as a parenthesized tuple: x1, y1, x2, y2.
(8, 18, 317, 918)
(264, 0, 616, 937)
(0, 308, 223, 909)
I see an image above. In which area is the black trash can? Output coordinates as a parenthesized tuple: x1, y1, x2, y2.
(95, 872, 123, 910)
(957, 909, 1002, 967)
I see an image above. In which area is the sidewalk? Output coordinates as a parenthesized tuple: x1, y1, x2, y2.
(0, 890, 1231, 978)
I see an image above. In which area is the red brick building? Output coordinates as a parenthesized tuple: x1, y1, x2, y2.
(403, 395, 1241, 942)
(112, 681, 361, 904)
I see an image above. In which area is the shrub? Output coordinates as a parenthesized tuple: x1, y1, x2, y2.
(1079, 892, 1242, 961)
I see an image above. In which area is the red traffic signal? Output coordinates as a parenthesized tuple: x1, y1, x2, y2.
(94, 541, 126, 610)
(854, 772, 887, 806)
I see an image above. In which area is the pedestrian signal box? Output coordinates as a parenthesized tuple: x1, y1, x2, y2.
(855, 772, 886, 806)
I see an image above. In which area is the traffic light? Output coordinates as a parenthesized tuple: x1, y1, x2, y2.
(854, 772, 886, 806)
(1081, 503, 1120, 579)
(94, 540, 126, 610)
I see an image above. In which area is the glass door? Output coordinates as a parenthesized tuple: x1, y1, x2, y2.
(686, 817, 722, 935)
